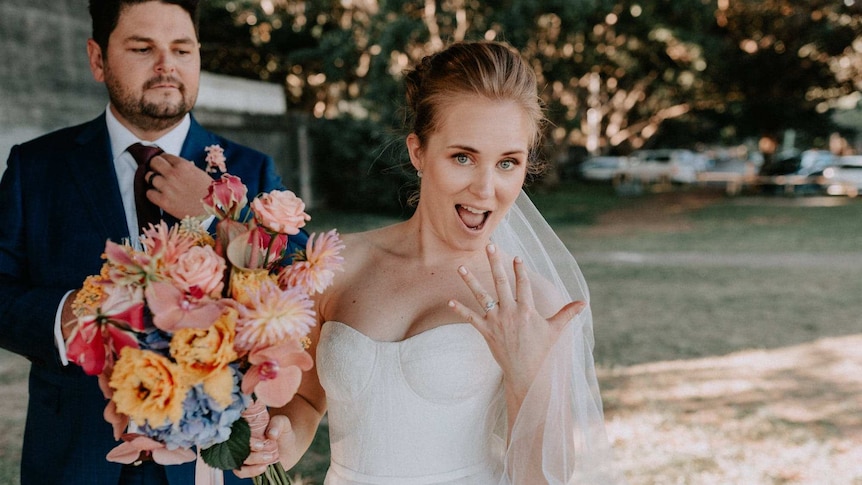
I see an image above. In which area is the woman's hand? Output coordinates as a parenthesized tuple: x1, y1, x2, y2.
(233, 414, 295, 479)
(448, 243, 585, 404)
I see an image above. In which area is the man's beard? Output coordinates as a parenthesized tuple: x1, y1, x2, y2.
(105, 72, 196, 133)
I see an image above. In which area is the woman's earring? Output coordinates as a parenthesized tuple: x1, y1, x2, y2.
(417, 170, 423, 179)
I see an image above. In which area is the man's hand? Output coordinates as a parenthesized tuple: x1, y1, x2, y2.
(60, 290, 79, 341)
(146, 154, 212, 219)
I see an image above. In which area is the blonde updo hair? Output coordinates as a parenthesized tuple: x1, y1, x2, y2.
(403, 41, 547, 175)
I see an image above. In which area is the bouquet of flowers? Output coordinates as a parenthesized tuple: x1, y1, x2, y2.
(64, 146, 343, 484)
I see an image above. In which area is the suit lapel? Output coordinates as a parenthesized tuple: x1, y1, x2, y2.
(180, 116, 219, 172)
(68, 115, 130, 242)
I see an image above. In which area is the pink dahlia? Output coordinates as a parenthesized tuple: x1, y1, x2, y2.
(234, 279, 315, 351)
(278, 230, 345, 295)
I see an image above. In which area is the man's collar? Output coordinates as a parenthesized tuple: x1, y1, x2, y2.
(104, 106, 192, 159)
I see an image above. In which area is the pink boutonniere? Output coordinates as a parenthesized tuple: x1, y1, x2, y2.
(205, 144, 227, 173)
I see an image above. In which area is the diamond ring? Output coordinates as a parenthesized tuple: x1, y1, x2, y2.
(483, 300, 498, 314)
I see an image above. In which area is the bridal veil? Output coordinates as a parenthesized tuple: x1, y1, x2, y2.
(491, 190, 625, 485)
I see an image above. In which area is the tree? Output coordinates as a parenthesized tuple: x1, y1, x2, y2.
(705, 0, 861, 167)
(198, 1, 861, 207)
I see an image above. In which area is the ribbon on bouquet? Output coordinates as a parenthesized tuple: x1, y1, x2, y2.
(196, 451, 225, 485)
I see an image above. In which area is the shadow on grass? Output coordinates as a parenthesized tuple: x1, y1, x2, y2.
(600, 335, 862, 484)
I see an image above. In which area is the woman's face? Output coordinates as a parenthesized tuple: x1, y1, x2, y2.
(408, 96, 531, 252)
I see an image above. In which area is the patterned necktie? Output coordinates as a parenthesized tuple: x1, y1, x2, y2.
(127, 143, 164, 234)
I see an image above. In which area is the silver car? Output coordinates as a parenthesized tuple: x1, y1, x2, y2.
(820, 155, 862, 197)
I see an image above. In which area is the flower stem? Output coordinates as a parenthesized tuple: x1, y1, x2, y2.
(253, 462, 291, 485)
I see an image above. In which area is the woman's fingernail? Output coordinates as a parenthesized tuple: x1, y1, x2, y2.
(458, 265, 467, 275)
(487, 244, 496, 254)
(252, 441, 264, 451)
(514, 256, 522, 264)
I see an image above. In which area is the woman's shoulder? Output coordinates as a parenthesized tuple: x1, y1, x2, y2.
(330, 223, 406, 278)
(339, 223, 410, 258)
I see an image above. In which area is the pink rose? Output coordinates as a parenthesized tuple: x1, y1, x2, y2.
(250, 190, 310, 235)
(166, 245, 226, 298)
(203, 174, 248, 220)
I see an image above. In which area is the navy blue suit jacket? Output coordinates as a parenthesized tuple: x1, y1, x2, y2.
(0, 113, 286, 485)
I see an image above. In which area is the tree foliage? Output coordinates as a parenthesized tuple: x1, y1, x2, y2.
(198, 0, 861, 209)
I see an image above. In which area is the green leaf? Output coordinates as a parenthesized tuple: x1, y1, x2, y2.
(201, 418, 252, 470)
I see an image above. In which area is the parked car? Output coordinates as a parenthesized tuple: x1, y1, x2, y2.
(818, 155, 862, 197)
(758, 149, 839, 195)
(577, 156, 628, 182)
(760, 149, 837, 177)
(615, 149, 709, 184)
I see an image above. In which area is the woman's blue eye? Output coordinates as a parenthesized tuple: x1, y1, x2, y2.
(455, 154, 470, 164)
(499, 159, 516, 170)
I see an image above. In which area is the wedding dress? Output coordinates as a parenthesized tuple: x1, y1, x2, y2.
(315, 192, 624, 485)
(318, 321, 506, 484)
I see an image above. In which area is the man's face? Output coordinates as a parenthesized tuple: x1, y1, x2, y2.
(88, 1, 200, 137)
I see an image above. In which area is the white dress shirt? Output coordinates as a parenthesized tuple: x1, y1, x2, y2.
(55, 107, 192, 364)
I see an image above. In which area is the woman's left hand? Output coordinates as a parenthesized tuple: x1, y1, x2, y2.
(448, 243, 585, 401)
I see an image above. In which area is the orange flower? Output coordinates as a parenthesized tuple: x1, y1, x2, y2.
(109, 347, 189, 427)
(170, 309, 238, 407)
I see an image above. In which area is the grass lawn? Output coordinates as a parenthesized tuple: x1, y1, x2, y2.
(2, 182, 860, 484)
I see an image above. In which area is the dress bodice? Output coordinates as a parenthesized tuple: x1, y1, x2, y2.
(317, 321, 505, 485)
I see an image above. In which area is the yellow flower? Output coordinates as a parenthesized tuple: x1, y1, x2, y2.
(71, 274, 108, 318)
(229, 267, 278, 306)
(110, 347, 189, 428)
(201, 366, 236, 410)
(170, 309, 239, 408)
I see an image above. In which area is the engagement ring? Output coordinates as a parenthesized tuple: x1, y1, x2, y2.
(483, 300, 498, 314)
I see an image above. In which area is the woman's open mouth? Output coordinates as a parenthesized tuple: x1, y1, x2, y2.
(456, 204, 490, 231)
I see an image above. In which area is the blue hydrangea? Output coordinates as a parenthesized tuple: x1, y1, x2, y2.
(138, 325, 171, 355)
(140, 365, 250, 450)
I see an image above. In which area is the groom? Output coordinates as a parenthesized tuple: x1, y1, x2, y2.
(0, 1, 286, 484)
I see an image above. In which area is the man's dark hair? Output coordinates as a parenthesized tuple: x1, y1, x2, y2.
(89, 0, 200, 55)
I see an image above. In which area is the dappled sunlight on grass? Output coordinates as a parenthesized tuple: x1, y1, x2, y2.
(601, 335, 862, 484)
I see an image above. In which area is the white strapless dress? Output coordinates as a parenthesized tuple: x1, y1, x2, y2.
(317, 321, 506, 485)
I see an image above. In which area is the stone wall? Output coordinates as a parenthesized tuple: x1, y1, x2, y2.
(0, 0, 106, 173)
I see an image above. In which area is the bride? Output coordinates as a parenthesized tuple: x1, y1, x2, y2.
(237, 41, 623, 484)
